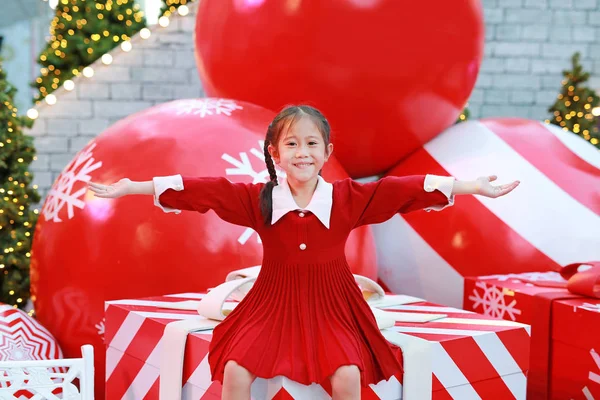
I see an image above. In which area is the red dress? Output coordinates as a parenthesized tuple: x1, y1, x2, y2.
(157, 175, 451, 387)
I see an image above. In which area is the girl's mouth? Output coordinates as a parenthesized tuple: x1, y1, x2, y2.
(294, 162, 313, 169)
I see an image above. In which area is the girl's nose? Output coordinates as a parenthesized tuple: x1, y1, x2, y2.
(295, 145, 309, 156)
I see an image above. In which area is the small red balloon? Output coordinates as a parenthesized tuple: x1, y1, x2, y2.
(30, 98, 377, 398)
(195, 0, 485, 177)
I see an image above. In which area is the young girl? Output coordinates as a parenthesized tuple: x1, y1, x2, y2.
(89, 105, 519, 400)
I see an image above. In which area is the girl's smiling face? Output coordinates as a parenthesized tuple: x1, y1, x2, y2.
(268, 116, 333, 185)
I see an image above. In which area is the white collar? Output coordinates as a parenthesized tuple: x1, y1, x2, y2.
(271, 175, 333, 229)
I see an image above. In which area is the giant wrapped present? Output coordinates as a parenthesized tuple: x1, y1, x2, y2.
(463, 262, 600, 400)
(105, 272, 530, 400)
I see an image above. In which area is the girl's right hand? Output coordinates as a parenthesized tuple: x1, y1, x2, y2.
(88, 178, 132, 198)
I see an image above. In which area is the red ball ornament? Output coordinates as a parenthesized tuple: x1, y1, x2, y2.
(194, 0, 485, 178)
(30, 98, 377, 398)
(375, 118, 600, 308)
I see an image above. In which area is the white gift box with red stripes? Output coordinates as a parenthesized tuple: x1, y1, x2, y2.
(104, 291, 530, 400)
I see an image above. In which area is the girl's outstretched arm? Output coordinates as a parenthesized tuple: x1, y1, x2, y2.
(452, 175, 520, 198)
(88, 179, 154, 198)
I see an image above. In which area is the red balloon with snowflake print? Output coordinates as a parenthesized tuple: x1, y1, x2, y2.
(373, 118, 600, 308)
(194, 0, 485, 178)
(29, 98, 378, 398)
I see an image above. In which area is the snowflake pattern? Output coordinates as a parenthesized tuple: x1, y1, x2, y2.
(468, 281, 522, 321)
(222, 140, 286, 245)
(96, 319, 105, 339)
(171, 98, 244, 117)
(42, 142, 102, 223)
(580, 349, 600, 400)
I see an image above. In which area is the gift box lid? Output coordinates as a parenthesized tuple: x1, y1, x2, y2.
(105, 291, 530, 399)
(551, 297, 600, 350)
(379, 299, 530, 398)
(466, 272, 600, 348)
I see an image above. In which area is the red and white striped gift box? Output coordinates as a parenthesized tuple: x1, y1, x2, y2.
(105, 292, 530, 400)
(464, 271, 600, 400)
(374, 118, 600, 309)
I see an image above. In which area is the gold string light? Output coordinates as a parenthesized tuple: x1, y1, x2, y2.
(28, 3, 194, 119)
(546, 53, 600, 148)
(0, 65, 41, 308)
(32, 0, 146, 105)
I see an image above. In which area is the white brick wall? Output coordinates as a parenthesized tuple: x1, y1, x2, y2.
(23, 0, 599, 203)
(24, 2, 204, 202)
(469, 0, 600, 120)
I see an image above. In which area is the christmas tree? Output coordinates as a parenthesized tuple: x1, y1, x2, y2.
(32, 0, 145, 102)
(548, 52, 600, 148)
(160, 0, 194, 17)
(0, 58, 41, 309)
(456, 107, 470, 124)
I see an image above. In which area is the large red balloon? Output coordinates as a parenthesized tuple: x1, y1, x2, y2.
(30, 98, 377, 398)
(195, 0, 485, 178)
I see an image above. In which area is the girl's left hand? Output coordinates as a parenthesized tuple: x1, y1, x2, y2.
(476, 175, 520, 198)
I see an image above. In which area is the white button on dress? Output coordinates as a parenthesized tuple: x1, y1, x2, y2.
(299, 243, 307, 250)
(299, 212, 305, 217)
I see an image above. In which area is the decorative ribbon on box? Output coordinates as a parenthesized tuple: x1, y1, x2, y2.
(465, 261, 600, 400)
(106, 267, 530, 400)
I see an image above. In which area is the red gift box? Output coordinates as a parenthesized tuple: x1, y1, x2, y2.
(464, 262, 600, 400)
(105, 290, 529, 399)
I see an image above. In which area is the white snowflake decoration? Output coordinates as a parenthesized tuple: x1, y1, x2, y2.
(96, 320, 105, 339)
(223, 140, 272, 184)
(580, 348, 600, 400)
(222, 140, 286, 245)
(468, 281, 522, 321)
(172, 99, 243, 117)
(42, 142, 102, 223)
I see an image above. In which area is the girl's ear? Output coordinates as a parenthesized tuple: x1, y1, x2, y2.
(324, 143, 334, 161)
(268, 144, 279, 164)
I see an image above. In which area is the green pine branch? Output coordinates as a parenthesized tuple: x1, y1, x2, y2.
(456, 107, 470, 124)
(31, 0, 146, 102)
(160, 0, 195, 17)
(548, 52, 600, 149)
(0, 58, 41, 308)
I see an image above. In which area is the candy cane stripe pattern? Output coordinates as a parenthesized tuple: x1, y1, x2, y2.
(105, 293, 529, 399)
(376, 118, 600, 308)
(0, 304, 63, 362)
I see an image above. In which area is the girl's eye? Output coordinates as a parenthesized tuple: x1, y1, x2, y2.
(309, 142, 317, 145)
(286, 142, 296, 146)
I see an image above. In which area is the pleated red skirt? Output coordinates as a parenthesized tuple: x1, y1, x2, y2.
(208, 257, 403, 387)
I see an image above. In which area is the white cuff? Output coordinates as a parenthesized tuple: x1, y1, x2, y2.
(153, 174, 184, 214)
(423, 175, 455, 212)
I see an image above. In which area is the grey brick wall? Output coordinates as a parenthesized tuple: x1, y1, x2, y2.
(25, 2, 203, 203)
(470, 0, 600, 120)
(24, 0, 599, 204)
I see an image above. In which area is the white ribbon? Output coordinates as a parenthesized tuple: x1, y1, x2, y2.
(159, 277, 256, 400)
(158, 266, 444, 400)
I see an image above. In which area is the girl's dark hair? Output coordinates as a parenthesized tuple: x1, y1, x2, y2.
(259, 105, 331, 225)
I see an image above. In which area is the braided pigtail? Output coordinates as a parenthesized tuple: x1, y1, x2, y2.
(260, 135, 279, 225)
